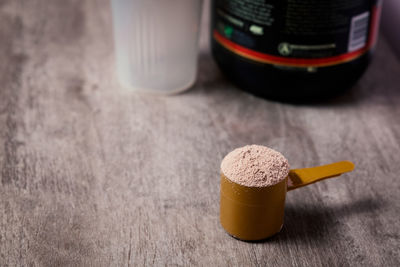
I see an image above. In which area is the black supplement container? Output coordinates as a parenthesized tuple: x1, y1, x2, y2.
(211, 0, 382, 101)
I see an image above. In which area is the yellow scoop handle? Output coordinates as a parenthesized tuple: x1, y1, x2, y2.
(287, 161, 355, 191)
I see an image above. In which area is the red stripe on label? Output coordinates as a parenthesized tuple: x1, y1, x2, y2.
(214, 25, 373, 68)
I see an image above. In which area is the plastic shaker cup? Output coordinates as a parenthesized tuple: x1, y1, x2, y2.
(111, 0, 203, 94)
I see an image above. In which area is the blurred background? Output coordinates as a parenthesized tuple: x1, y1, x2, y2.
(381, 0, 400, 58)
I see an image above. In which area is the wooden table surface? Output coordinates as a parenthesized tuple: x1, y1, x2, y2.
(1, 0, 400, 266)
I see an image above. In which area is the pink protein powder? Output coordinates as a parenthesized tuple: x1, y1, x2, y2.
(221, 145, 290, 187)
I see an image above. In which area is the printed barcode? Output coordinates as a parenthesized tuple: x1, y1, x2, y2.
(348, 12, 370, 52)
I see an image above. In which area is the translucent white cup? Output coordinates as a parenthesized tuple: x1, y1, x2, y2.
(111, 0, 203, 94)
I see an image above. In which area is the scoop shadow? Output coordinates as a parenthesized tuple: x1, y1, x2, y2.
(266, 197, 384, 244)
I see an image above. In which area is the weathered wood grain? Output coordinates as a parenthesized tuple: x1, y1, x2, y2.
(1, 0, 400, 266)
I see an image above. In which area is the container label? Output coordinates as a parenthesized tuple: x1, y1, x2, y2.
(213, 0, 382, 68)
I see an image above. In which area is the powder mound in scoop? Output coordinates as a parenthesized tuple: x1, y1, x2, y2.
(221, 145, 290, 187)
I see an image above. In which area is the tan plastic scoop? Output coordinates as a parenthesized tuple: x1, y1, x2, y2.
(220, 160, 355, 241)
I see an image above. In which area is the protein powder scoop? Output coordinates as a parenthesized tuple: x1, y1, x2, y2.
(219, 145, 354, 241)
